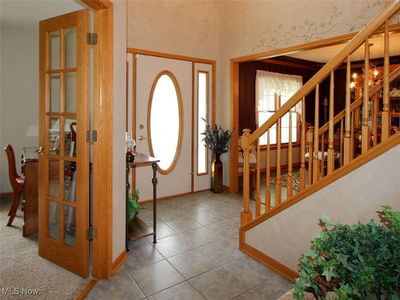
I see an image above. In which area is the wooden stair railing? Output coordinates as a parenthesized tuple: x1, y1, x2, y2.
(240, 0, 400, 226)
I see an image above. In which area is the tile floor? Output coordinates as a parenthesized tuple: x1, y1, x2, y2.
(86, 191, 292, 300)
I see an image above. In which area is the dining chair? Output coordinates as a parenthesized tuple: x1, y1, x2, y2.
(4, 144, 25, 226)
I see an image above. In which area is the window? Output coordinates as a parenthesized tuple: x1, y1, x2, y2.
(149, 72, 183, 174)
(197, 71, 208, 175)
(256, 70, 302, 145)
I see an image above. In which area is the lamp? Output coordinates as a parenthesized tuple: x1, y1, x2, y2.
(350, 65, 380, 89)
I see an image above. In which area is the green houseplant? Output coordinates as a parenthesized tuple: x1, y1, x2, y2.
(201, 119, 231, 193)
(127, 189, 141, 222)
(294, 206, 400, 299)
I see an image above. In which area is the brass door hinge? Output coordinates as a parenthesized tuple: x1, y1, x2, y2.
(86, 130, 97, 144)
(87, 32, 98, 45)
(86, 226, 97, 240)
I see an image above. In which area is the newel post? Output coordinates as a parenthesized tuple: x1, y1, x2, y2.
(240, 129, 253, 226)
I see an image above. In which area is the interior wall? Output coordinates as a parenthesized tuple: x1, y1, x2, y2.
(0, 25, 39, 193)
(246, 144, 400, 271)
(126, 0, 393, 187)
(112, 0, 127, 261)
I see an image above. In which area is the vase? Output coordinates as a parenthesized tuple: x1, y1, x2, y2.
(211, 153, 223, 193)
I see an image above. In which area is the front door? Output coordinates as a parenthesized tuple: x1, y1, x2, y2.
(135, 55, 192, 200)
(38, 10, 90, 277)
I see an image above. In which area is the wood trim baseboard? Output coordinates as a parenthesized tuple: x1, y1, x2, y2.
(241, 132, 400, 232)
(74, 278, 98, 300)
(111, 250, 128, 275)
(239, 237, 298, 282)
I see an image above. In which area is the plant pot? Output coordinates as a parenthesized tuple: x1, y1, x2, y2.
(211, 153, 223, 193)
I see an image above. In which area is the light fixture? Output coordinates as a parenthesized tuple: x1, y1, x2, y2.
(349, 65, 380, 89)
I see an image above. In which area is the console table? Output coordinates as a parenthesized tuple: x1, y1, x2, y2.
(126, 153, 159, 251)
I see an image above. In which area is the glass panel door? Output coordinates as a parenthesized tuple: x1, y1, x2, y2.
(39, 9, 89, 277)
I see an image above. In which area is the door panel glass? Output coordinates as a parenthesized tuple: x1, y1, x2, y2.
(49, 74, 60, 112)
(197, 72, 208, 175)
(149, 73, 181, 172)
(49, 117, 60, 155)
(64, 205, 76, 247)
(64, 28, 76, 69)
(65, 72, 77, 113)
(48, 159, 60, 197)
(48, 201, 60, 240)
(49, 31, 60, 70)
(64, 118, 77, 157)
(64, 161, 77, 202)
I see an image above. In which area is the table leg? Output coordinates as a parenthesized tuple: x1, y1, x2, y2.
(152, 162, 158, 243)
(126, 163, 130, 252)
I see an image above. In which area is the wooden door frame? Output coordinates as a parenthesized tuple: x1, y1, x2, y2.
(80, 0, 113, 279)
(126, 48, 216, 195)
(229, 25, 400, 193)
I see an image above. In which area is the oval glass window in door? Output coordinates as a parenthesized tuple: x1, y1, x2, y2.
(148, 71, 183, 174)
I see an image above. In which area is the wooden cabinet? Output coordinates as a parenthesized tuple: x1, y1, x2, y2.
(21, 159, 38, 237)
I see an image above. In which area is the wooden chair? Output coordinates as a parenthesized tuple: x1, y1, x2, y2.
(4, 144, 24, 226)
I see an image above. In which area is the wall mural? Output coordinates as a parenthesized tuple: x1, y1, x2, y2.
(251, 0, 396, 53)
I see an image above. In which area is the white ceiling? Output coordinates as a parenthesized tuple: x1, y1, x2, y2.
(0, 0, 84, 28)
(287, 32, 400, 63)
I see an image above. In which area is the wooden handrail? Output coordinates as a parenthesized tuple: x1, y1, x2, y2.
(318, 65, 400, 135)
(247, 0, 400, 146)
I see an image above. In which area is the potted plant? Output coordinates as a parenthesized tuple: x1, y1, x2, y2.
(201, 119, 231, 193)
(127, 189, 141, 222)
(294, 206, 400, 299)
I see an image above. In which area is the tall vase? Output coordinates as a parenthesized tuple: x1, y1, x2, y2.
(211, 153, 223, 193)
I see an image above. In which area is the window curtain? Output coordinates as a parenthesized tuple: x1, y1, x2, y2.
(255, 70, 303, 118)
(255, 70, 303, 144)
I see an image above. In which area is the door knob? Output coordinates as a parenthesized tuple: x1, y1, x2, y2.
(36, 146, 45, 155)
(138, 135, 150, 141)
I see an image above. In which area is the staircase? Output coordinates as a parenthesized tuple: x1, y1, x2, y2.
(239, 0, 400, 281)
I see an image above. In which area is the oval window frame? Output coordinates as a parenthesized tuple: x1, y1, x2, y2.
(147, 70, 184, 175)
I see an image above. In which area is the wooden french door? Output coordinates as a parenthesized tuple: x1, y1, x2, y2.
(38, 10, 90, 277)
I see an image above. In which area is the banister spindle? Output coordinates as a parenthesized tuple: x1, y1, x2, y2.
(321, 133, 325, 177)
(240, 129, 253, 226)
(372, 94, 378, 146)
(350, 112, 355, 160)
(255, 138, 261, 217)
(300, 97, 306, 190)
(287, 108, 293, 198)
(276, 95, 282, 205)
(344, 57, 351, 165)
(313, 84, 320, 184)
(382, 20, 390, 141)
(362, 40, 371, 154)
(327, 71, 335, 174)
(265, 130, 271, 211)
(340, 119, 344, 167)
(306, 126, 314, 184)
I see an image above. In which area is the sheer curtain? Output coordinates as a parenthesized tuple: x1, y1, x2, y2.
(255, 70, 303, 144)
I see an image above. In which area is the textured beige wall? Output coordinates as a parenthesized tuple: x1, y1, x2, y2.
(246, 145, 400, 271)
(127, 0, 220, 60)
(126, 0, 392, 186)
(0, 25, 39, 193)
(113, 0, 127, 261)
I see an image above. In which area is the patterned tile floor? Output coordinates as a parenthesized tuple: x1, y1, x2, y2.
(86, 191, 292, 300)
